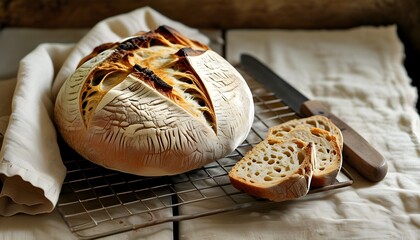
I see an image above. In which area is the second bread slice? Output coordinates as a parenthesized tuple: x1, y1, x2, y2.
(228, 138, 316, 202)
(268, 115, 343, 150)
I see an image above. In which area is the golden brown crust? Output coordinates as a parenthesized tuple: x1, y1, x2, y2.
(54, 26, 254, 176)
(77, 26, 213, 129)
(77, 25, 210, 67)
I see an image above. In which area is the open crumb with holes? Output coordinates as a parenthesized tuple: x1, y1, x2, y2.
(228, 138, 315, 202)
(271, 127, 342, 187)
(229, 115, 344, 201)
(268, 115, 343, 150)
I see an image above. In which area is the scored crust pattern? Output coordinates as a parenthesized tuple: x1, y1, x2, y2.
(54, 26, 254, 176)
(77, 26, 216, 132)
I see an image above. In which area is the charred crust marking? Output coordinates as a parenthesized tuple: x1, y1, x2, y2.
(175, 48, 206, 57)
(133, 64, 173, 91)
(118, 36, 147, 51)
(78, 26, 217, 132)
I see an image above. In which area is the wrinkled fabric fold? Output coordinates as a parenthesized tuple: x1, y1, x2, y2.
(0, 44, 72, 216)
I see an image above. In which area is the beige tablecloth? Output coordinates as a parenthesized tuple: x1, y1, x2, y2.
(178, 26, 420, 239)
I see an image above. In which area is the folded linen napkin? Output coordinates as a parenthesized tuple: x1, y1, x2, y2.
(0, 7, 209, 216)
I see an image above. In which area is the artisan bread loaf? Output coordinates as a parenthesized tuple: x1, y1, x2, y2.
(54, 26, 254, 176)
(228, 138, 315, 202)
(268, 115, 343, 150)
(277, 127, 342, 187)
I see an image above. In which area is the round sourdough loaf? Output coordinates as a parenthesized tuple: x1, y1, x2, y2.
(54, 26, 254, 176)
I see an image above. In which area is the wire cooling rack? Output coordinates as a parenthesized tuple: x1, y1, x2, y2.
(57, 67, 353, 239)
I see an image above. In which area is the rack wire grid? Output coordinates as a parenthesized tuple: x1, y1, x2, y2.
(57, 67, 353, 239)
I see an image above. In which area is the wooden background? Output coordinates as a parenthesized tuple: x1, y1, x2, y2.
(1, 0, 419, 50)
(1, 0, 420, 109)
(0, 1, 418, 34)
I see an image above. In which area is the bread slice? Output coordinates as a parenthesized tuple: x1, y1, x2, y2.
(277, 127, 342, 187)
(268, 115, 343, 150)
(228, 138, 316, 202)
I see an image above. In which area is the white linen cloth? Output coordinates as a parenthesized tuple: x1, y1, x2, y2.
(179, 26, 420, 239)
(0, 7, 209, 216)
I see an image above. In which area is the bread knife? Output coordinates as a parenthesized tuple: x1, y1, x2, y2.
(240, 54, 387, 182)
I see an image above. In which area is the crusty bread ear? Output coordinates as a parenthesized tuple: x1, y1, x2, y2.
(228, 138, 316, 202)
(268, 115, 343, 150)
(278, 127, 342, 187)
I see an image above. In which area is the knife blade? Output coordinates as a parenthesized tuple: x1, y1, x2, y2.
(240, 54, 387, 182)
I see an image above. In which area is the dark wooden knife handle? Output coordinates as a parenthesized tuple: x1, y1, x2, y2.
(300, 100, 388, 182)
